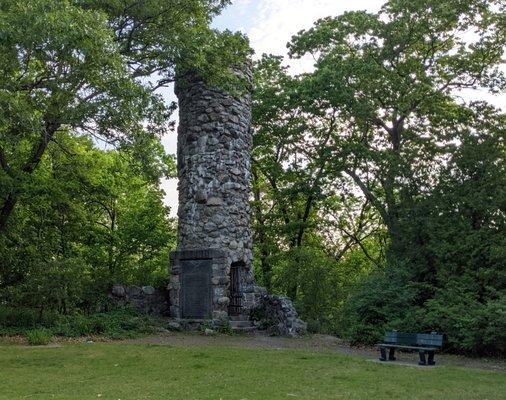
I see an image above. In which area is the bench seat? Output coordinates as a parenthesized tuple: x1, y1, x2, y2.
(378, 344, 441, 351)
(378, 331, 443, 366)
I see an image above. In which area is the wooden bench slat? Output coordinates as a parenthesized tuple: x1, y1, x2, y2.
(378, 344, 441, 351)
(378, 331, 443, 366)
(381, 331, 443, 348)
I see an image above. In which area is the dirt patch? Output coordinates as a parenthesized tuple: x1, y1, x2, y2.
(120, 332, 506, 372)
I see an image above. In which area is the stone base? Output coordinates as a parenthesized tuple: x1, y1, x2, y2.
(169, 249, 227, 322)
(168, 249, 306, 336)
(169, 248, 261, 325)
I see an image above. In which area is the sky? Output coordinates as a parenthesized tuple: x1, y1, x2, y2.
(213, 0, 382, 58)
(161, 0, 505, 215)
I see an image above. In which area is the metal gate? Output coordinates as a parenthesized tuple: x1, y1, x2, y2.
(228, 263, 242, 316)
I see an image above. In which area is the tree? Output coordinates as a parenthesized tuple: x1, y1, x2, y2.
(252, 55, 384, 305)
(288, 0, 506, 253)
(251, 0, 506, 352)
(340, 107, 506, 353)
(252, 55, 334, 292)
(0, 131, 176, 313)
(0, 0, 249, 233)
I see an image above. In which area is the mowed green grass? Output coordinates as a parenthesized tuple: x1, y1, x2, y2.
(0, 343, 504, 400)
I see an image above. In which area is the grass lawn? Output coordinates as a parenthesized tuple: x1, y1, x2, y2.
(0, 342, 504, 400)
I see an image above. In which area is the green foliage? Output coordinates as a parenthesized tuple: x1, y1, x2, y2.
(216, 318, 234, 335)
(0, 132, 176, 313)
(0, 306, 45, 331)
(341, 274, 506, 356)
(288, 0, 505, 251)
(251, 54, 387, 334)
(52, 309, 163, 339)
(423, 283, 506, 355)
(25, 328, 52, 346)
(200, 318, 214, 333)
(340, 122, 506, 355)
(339, 268, 420, 345)
(0, 0, 250, 233)
(0, 0, 246, 321)
(0, 305, 163, 339)
(250, 0, 505, 355)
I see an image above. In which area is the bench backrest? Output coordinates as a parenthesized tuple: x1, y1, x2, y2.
(384, 331, 443, 348)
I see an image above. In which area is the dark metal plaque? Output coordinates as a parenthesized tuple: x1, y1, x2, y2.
(181, 259, 212, 318)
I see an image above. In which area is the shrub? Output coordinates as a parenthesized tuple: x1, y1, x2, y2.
(0, 306, 38, 329)
(340, 268, 506, 356)
(0, 306, 61, 335)
(0, 306, 163, 340)
(339, 268, 419, 345)
(52, 308, 160, 339)
(422, 283, 506, 355)
(216, 318, 233, 335)
(26, 329, 52, 346)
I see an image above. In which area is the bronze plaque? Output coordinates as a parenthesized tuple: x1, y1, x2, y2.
(181, 259, 212, 318)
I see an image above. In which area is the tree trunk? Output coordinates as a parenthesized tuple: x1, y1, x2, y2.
(0, 122, 60, 234)
(0, 194, 17, 233)
(252, 169, 273, 290)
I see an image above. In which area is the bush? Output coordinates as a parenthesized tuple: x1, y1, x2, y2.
(0, 306, 39, 329)
(0, 306, 61, 335)
(0, 305, 163, 340)
(338, 268, 419, 345)
(26, 329, 52, 346)
(216, 318, 233, 335)
(52, 308, 162, 339)
(422, 283, 506, 355)
(340, 268, 506, 356)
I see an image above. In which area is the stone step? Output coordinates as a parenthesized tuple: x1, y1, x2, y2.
(232, 325, 256, 333)
(230, 320, 254, 329)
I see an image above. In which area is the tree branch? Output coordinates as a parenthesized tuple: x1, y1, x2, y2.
(0, 146, 9, 173)
(344, 169, 389, 227)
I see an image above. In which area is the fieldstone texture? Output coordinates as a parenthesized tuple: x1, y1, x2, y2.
(168, 66, 306, 336)
(167, 321, 182, 331)
(110, 284, 169, 316)
(175, 69, 253, 264)
(252, 294, 308, 338)
(169, 66, 259, 323)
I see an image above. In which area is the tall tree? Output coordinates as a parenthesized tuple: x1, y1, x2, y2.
(0, 0, 249, 233)
(0, 131, 176, 313)
(252, 55, 383, 295)
(288, 0, 506, 253)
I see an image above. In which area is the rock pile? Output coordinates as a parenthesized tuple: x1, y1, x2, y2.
(110, 284, 169, 316)
(252, 293, 307, 337)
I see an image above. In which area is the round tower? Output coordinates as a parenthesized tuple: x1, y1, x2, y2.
(169, 67, 256, 324)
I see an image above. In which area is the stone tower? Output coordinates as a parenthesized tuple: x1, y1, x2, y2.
(168, 67, 258, 325)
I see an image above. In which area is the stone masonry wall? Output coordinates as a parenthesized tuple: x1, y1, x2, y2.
(175, 71, 253, 263)
(110, 284, 169, 316)
(252, 294, 308, 337)
(171, 67, 257, 316)
(170, 67, 307, 335)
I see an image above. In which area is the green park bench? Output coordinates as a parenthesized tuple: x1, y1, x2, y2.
(378, 331, 443, 366)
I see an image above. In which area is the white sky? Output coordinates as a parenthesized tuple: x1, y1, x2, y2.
(161, 0, 505, 215)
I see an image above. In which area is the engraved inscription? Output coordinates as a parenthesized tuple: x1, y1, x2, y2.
(181, 259, 212, 318)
